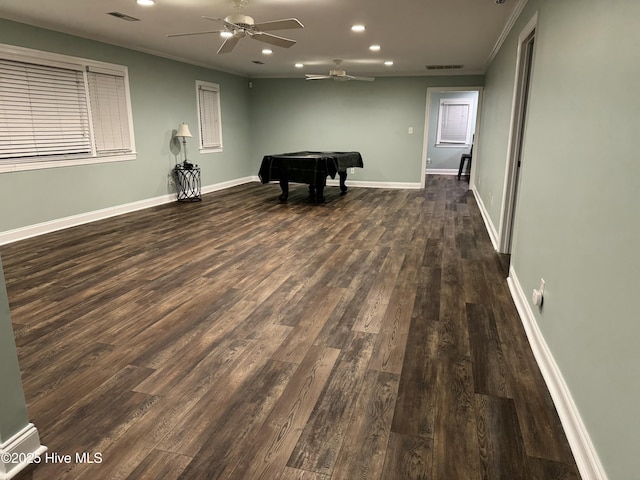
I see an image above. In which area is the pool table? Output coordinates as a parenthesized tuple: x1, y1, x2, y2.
(258, 151, 364, 202)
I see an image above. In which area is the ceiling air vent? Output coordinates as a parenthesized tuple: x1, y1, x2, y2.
(108, 12, 141, 21)
(425, 64, 464, 70)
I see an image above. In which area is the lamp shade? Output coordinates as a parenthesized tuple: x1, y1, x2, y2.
(176, 123, 192, 138)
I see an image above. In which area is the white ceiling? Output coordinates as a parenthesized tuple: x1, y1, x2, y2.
(0, 0, 521, 79)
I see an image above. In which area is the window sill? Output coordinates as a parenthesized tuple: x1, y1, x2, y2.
(0, 153, 136, 174)
(435, 143, 471, 149)
(199, 147, 223, 154)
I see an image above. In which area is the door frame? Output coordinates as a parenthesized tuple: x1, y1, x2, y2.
(421, 86, 484, 189)
(498, 12, 538, 253)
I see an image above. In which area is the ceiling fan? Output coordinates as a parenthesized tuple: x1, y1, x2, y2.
(167, 0, 303, 54)
(305, 60, 375, 82)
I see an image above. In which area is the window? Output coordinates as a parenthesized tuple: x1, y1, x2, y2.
(436, 98, 473, 146)
(196, 81, 223, 153)
(0, 44, 135, 172)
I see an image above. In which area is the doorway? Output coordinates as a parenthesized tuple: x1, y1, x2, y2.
(498, 13, 537, 253)
(421, 86, 483, 188)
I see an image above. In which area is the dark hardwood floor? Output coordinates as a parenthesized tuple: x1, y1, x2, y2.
(2, 176, 580, 479)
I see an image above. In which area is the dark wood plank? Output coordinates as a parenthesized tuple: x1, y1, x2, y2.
(271, 286, 344, 364)
(157, 323, 293, 457)
(526, 457, 581, 480)
(475, 394, 529, 480)
(381, 432, 433, 480)
(226, 346, 340, 479)
(280, 467, 330, 480)
(490, 293, 576, 464)
(124, 450, 192, 480)
(287, 332, 377, 476)
(391, 266, 441, 438)
(315, 246, 390, 350)
(174, 359, 298, 479)
(431, 353, 482, 480)
(467, 302, 511, 397)
(330, 370, 399, 480)
(351, 247, 405, 334)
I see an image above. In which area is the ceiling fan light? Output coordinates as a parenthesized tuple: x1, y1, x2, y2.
(351, 24, 365, 32)
(220, 31, 233, 38)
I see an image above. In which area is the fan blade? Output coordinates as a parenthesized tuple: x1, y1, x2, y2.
(253, 18, 304, 31)
(349, 75, 375, 82)
(202, 16, 225, 25)
(251, 32, 296, 48)
(167, 30, 224, 38)
(217, 35, 240, 54)
(305, 75, 332, 80)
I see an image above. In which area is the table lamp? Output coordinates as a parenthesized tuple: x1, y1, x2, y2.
(176, 123, 193, 169)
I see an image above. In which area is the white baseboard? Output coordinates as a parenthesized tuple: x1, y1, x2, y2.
(202, 176, 255, 195)
(425, 168, 459, 175)
(0, 423, 47, 480)
(507, 267, 608, 480)
(470, 186, 499, 250)
(0, 177, 255, 246)
(0, 193, 174, 246)
(252, 176, 422, 190)
(326, 179, 422, 190)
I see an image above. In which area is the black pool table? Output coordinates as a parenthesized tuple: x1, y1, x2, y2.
(258, 151, 364, 203)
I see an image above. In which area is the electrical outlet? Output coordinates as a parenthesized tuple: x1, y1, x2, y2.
(349, 168, 355, 174)
(532, 278, 545, 307)
(427, 158, 431, 164)
(408, 127, 414, 134)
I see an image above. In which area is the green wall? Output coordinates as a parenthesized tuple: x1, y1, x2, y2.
(0, 19, 252, 233)
(477, 0, 640, 477)
(249, 76, 483, 184)
(0, 255, 30, 443)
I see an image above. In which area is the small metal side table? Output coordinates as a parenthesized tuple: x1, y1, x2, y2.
(173, 164, 201, 202)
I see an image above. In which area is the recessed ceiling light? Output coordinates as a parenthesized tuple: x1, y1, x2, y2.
(295, 63, 304, 68)
(369, 45, 381, 52)
(220, 31, 233, 38)
(351, 25, 366, 32)
(384, 61, 394, 66)
(137, 0, 155, 5)
(262, 49, 273, 55)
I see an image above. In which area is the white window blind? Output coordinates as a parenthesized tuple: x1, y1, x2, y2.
(196, 81, 223, 150)
(0, 59, 92, 160)
(0, 44, 136, 171)
(87, 70, 131, 155)
(436, 100, 472, 145)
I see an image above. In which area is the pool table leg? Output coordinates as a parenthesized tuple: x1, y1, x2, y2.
(308, 183, 325, 203)
(339, 171, 348, 193)
(278, 179, 289, 202)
